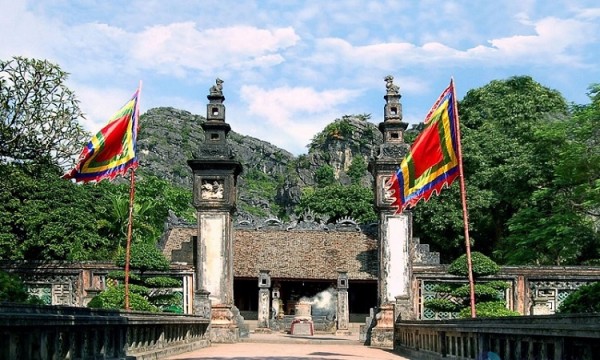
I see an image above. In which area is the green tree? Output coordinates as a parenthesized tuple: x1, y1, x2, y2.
(296, 184, 376, 224)
(315, 165, 336, 188)
(425, 252, 519, 318)
(0, 161, 116, 260)
(347, 155, 367, 184)
(497, 83, 600, 265)
(0, 57, 88, 167)
(412, 76, 571, 262)
(0, 270, 29, 303)
(89, 243, 176, 312)
(99, 175, 195, 247)
(116, 241, 170, 274)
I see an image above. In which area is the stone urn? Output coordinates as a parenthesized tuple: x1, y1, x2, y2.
(294, 300, 312, 320)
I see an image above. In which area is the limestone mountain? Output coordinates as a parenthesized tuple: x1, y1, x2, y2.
(136, 107, 384, 219)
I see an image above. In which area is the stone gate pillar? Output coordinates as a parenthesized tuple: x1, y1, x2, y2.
(368, 75, 414, 348)
(188, 78, 242, 343)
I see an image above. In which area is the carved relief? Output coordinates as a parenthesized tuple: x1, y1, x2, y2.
(382, 176, 395, 203)
(377, 143, 408, 159)
(201, 180, 224, 200)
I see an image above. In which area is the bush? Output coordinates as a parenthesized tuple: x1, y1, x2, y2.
(453, 284, 503, 302)
(107, 270, 141, 282)
(116, 242, 170, 272)
(458, 301, 520, 318)
(448, 252, 500, 277)
(558, 282, 600, 314)
(87, 285, 156, 312)
(424, 298, 462, 312)
(0, 270, 29, 303)
(144, 276, 182, 288)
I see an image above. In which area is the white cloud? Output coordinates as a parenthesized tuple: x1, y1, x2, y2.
(0, 1, 63, 60)
(70, 84, 137, 134)
(237, 85, 361, 153)
(131, 24, 300, 76)
(485, 17, 596, 65)
(307, 13, 597, 71)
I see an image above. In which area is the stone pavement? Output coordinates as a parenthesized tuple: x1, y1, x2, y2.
(168, 332, 410, 360)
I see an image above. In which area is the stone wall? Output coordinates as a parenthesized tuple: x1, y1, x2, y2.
(0, 261, 195, 312)
(412, 265, 600, 318)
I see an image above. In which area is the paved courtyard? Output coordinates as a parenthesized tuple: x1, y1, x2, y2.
(168, 333, 409, 360)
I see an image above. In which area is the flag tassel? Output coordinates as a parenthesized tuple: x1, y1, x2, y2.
(451, 78, 476, 318)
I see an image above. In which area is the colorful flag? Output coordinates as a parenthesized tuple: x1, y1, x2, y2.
(388, 81, 460, 213)
(63, 88, 140, 182)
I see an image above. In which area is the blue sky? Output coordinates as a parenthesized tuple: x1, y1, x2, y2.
(1, 1, 599, 155)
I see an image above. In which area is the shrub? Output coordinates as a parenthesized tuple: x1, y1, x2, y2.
(424, 298, 462, 312)
(107, 270, 141, 282)
(0, 270, 29, 303)
(116, 242, 170, 272)
(448, 252, 500, 277)
(453, 284, 503, 302)
(144, 276, 182, 288)
(87, 285, 156, 312)
(458, 301, 520, 318)
(558, 282, 600, 314)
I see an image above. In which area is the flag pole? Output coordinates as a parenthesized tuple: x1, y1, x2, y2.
(451, 78, 476, 318)
(124, 80, 142, 311)
(124, 168, 135, 310)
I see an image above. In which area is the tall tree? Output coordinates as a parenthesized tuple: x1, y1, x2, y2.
(296, 184, 376, 224)
(412, 76, 571, 262)
(0, 57, 88, 167)
(498, 84, 600, 265)
(0, 161, 116, 260)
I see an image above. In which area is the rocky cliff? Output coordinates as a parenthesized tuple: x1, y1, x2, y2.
(137, 108, 384, 218)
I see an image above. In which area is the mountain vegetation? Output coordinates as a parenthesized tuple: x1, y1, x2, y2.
(0, 56, 598, 267)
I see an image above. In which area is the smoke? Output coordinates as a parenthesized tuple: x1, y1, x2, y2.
(300, 287, 337, 319)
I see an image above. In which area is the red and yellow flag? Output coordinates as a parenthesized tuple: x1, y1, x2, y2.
(388, 80, 460, 213)
(63, 88, 140, 183)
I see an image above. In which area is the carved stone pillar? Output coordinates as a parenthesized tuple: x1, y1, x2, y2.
(255, 270, 272, 333)
(368, 75, 413, 311)
(188, 79, 242, 343)
(336, 271, 351, 335)
(368, 75, 414, 347)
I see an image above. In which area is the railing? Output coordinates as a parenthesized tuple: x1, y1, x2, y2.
(394, 314, 600, 360)
(0, 303, 210, 360)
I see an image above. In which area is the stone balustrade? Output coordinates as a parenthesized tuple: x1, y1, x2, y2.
(0, 303, 210, 360)
(394, 314, 600, 360)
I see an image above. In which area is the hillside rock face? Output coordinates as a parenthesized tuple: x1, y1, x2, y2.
(137, 108, 383, 217)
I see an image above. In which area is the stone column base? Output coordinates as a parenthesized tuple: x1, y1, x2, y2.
(369, 304, 394, 349)
(209, 325, 239, 343)
(370, 328, 394, 349)
(210, 304, 239, 343)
